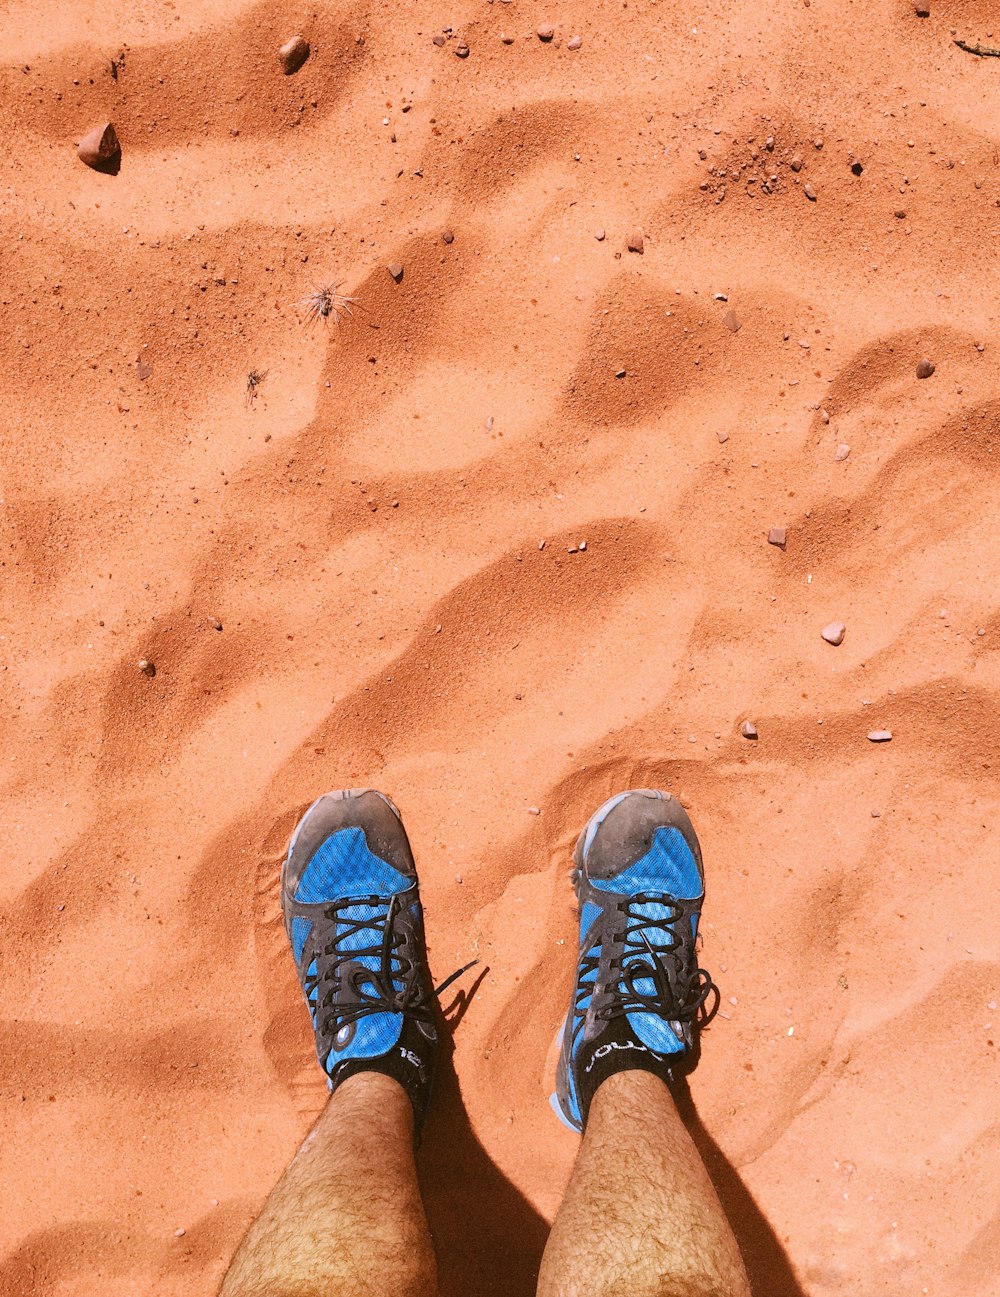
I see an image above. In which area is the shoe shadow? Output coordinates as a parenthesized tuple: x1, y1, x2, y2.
(673, 1079, 807, 1297)
(418, 982, 549, 1297)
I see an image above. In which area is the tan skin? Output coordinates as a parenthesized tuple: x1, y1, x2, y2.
(220, 1069, 751, 1297)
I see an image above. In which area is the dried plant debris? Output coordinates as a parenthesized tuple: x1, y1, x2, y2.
(300, 284, 358, 326)
(245, 368, 268, 405)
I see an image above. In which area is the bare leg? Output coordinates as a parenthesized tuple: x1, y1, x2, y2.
(219, 1073, 439, 1297)
(537, 1071, 751, 1297)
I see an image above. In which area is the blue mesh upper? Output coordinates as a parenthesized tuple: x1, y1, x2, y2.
(590, 826, 702, 899)
(571, 824, 701, 1074)
(291, 915, 312, 962)
(291, 826, 413, 1068)
(293, 826, 411, 903)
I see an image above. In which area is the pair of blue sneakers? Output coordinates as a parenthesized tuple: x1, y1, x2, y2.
(281, 788, 716, 1133)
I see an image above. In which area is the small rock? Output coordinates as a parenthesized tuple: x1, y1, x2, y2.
(174, 1228, 186, 1238)
(894, 208, 906, 219)
(790, 154, 803, 172)
(485, 415, 494, 431)
(798, 338, 810, 350)
(766, 135, 775, 151)
(820, 408, 830, 423)
(871, 809, 881, 818)
(387, 262, 404, 282)
(579, 540, 587, 551)
(209, 617, 223, 631)
(627, 228, 644, 253)
(804, 183, 817, 201)
(278, 36, 310, 75)
(740, 720, 758, 740)
(138, 659, 156, 677)
(714, 292, 728, 301)
(501, 32, 514, 43)
(835, 443, 851, 461)
(813, 137, 824, 150)
(717, 430, 730, 443)
(567, 34, 582, 49)
(821, 621, 846, 646)
(455, 41, 470, 57)
(77, 122, 120, 169)
(432, 34, 445, 46)
(768, 527, 787, 548)
(527, 806, 541, 814)
(723, 309, 741, 332)
(916, 358, 935, 379)
(594, 228, 606, 240)
(537, 25, 555, 40)
(137, 358, 152, 381)
(442, 229, 455, 243)
(914, 2, 930, 14)
(614, 368, 626, 378)
(867, 729, 893, 743)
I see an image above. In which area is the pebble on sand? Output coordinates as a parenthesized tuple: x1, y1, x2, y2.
(387, 262, 404, 282)
(537, 25, 555, 40)
(432, 34, 445, 46)
(895, 208, 906, 219)
(442, 229, 455, 243)
(835, 443, 851, 461)
(209, 617, 223, 631)
(595, 228, 606, 240)
(740, 720, 758, 740)
(455, 42, 470, 57)
(768, 527, 787, 548)
(567, 35, 582, 49)
(138, 658, 156, 677)
(627, 229, 644, 253)
(790, 154, 803, 172)
(717, 430, 730, 443)
(914, 2, 930, 14)
(77, 122, 120, 169)
(916, 358, 935, 379)
(174, 1228, 186, 1238)
(723, 310, 741, 333)
(821, 621, 846, 646)
(804, 183, 817, 201)
(278, 36, 310, 75)
(527, 806, 541, 814)
(868, 730, 893, 743)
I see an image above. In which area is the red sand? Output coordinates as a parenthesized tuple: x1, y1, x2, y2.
(3, 1, 999, 1293)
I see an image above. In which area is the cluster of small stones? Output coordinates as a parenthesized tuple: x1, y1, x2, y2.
(697, 135, 824, 204)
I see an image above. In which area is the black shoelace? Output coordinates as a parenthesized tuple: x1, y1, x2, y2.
(304, 893, 477, 1037)
(576, 891, 715, 1028)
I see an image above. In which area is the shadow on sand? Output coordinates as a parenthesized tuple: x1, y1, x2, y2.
(674, 1078, 807, 1297)
(420, 991, 804, 1297)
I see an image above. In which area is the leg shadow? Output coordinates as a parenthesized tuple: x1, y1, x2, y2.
(419, 990, 549, 1297)
(673, 1079, 806, 1297)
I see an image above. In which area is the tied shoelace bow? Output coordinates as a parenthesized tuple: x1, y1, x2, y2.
(576, 890, 715, 1027)
(304, 893, 478, 1036)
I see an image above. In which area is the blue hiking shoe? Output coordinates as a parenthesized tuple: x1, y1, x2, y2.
(282, 788, 473, 1132)
(553, 789, 717, 1132)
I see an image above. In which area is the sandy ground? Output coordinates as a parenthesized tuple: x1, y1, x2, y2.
(3, 0, 1000, 1293)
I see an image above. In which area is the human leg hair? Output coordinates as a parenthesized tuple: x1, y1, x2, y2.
(537, 1070, 751, 1297)
(219, 1072, 439, 1297)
